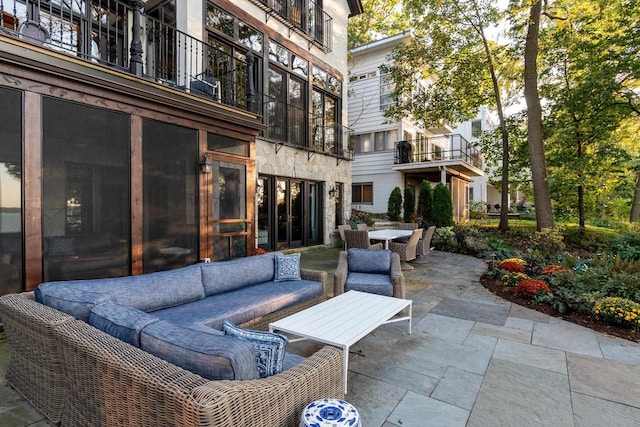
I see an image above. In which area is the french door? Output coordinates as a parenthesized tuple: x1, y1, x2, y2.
(277, 179, 303, 249)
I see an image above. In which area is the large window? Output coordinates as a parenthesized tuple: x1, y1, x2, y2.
(42, 98, 130, 281)
(380, 72, 393, 111)
(352, 183, 373, 204)
(206, 4, 263, 110)
(353, 134, 373, 153)
(266, 41, 308, 146)
(0, 88, 23, 295)
(374, 130, 397, 151)
(312, 66, 342, 154)
(143, 120, 198, 273)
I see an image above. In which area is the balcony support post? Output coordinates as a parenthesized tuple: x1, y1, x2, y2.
(129, 0, 145, 77)
(246, 50, 256, 113)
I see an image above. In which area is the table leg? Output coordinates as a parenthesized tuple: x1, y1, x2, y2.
(343, 345, 349, 394)
(409, 302, 412, 335)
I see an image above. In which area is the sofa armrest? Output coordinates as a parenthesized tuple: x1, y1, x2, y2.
(192, 346, 344, 427)
(300, 268, 329, 296)
(57, 319, 342, 427)
(390, 252, 406, 299)
(332, 251, 348, 297)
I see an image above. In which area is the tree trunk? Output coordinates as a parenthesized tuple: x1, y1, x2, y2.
(524, 0, 554, 230)
(631, 171, 640, 222)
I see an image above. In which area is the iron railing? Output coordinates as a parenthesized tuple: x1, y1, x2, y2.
(262, 94, 350, 158)
(394, 134, 482, 169)
(248, 0, 332, 51)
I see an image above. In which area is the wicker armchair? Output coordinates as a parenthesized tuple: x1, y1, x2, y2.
(417, 226, 436, 257)
(343, 229, 383, 250)
(337, 224, 352, 249)
(333, 249, 405, 299)
(389, 228, 423, 262)
(397, 223, 418, 230)
(356, 223, 368, 231)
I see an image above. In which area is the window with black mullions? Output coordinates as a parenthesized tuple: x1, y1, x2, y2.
(312, 65, 341, 155)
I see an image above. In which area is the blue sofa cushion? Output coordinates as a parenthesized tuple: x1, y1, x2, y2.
(274, 253, 301, 281)
(346, 272, 393, 297)
(140, 320, 259, 381)
(36, 264, 205, 313)
(89, 301, 160, 347)
(347, 249, 392, 274)
(40, 288, 115, 321)
(200, 253, 276, 297)
(152, 279, 323, 330)
(222, 320, 288, 378)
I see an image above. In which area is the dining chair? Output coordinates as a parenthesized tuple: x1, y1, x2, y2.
(417, 226, 436, 257)
(388, 228, 423, 262)
(397, 223, 418, 231)
(337, 224, 352, 250)
(356, 223, 368, 231)
(343, 229, 383, 250)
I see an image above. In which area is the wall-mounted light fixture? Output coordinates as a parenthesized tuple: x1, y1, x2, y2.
(328, 186, 337, 198)
(200, 154, 213, 174)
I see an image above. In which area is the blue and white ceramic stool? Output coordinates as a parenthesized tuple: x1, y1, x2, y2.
(300, 398, 361, 427)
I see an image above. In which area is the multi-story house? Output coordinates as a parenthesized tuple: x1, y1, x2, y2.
(348, 32, 484, 222)
(0, 0, 362, 294)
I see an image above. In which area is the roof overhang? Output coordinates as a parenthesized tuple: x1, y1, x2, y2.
(347, 0, 364, 17)
(392, 160, 484, 178)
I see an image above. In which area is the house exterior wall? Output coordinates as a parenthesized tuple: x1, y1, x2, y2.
(0, 0, 360, 293)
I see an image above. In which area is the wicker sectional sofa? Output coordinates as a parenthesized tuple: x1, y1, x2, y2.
(0, 253, 343, 427)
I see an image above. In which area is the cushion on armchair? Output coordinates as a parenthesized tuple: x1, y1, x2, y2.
(346, 273, 393, 296)
(347, 248, 392, 274)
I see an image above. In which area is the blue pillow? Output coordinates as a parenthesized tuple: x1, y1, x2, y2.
(274, 253, 301, 281)
(222, 320, 288, 378)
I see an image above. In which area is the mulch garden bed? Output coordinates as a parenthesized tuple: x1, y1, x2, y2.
(481, 275, 640, 343)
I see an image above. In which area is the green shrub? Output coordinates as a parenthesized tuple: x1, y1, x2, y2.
(432, 183, 453, 227)
(610, 232, 640, 261)
(403, 186, 415, 223)
(469, 201, 487, 220)
(417, 180, 433, 223)
(350, 210, 375, 227)
(529, 228, 566, 261)
(387, 187, 402, 221)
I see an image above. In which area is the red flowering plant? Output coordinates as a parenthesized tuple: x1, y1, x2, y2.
(514, 279, 552, 299)
(497, 260, 525, 273)
(542, 265, 568, 275)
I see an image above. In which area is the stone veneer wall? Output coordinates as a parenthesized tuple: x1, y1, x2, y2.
(256, 139, 352, 245)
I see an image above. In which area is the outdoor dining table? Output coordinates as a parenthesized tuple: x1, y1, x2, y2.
(367, 229, 414, 249)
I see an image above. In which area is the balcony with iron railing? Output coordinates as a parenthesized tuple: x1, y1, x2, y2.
(247, 0, 333, 52)
(394, 134, 483, 171)
(0, 0, 258, 113)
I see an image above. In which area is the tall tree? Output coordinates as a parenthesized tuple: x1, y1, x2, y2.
(386, 0, 516, 230)
(523, 0, 554, 230)
(347, 0, 410, 50)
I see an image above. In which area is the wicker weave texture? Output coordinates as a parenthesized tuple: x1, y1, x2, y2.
(57, 320, 343, 427)
(343, 229, 383, 250)
(417, 226, 436, 257)
(0, 293, 75, 425)
(389, 228, 423, 261)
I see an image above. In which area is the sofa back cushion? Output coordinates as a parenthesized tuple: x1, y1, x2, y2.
(200, 252, 276, 296)
(89, 301, 160, 347)
(347, 248, 392, 274)
(140, 320, 259, 381)
(39, 288, 115, 322)
(36, 264, 205, 313)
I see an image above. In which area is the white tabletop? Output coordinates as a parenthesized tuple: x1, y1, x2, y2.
(367, 229, 414, 241)
(269, 290, 411, 347)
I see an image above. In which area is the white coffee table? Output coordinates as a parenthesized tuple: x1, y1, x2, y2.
(269, 290, 412, 393)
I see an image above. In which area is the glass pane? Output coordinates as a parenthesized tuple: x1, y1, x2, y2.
(0, 88, 23, 295)
(269, 41, 289, 67)
(291, 181, 303, 242)
(324, 96, 335, 153)
(292, 55, 308, 77)
(309, 183, 318, 242)
(143, 120, 198, 273)
(363, 185, 373, 203)
(312, 66, 326, 87)
(277, 180, 287, 243)
(206, 4, 234, 38)
(43, 98, 130, 281)
(239, 21, 263, 52)
(212, 235, 246, 261)
(257, 178, 270, 249)
(208, 133, 249, 157)
(328, 74, 341, 95)
(352, 185, 362, 203)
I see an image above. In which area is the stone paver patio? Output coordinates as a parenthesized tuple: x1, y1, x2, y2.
(2, 248, 640, 426)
